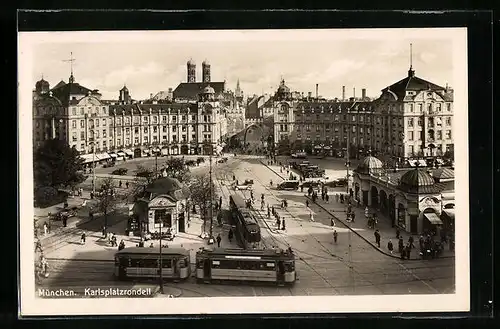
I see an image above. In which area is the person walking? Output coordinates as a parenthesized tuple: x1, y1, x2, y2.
(398, 236, 404, 254)
(325, 193, 329, 203)
(306, 200, 309, 208)
(396, 228, 400, 239)
(351, 212, 356, 223)
(216, 234, 222, 248)
(276, 218, 281, 230)
(408, 236, 415, 249)
(387, 239, 394, 254)
(365, 206, 369, 218)
(309, 212, 315, 222)
(80, 232, 86, 245)
(374, 229, 381, 248)
(118, 240, 125, 251)
(119, 180, 122, 188)
(43, 222, 48, 236)
(281, 219, 286, 230)
(333, 230, 338, 244)
(331, 217, 336, 227)
(406, 243, 412, 259)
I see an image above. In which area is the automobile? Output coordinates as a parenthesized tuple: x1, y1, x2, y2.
(243, 179, 254, 185)
(235, 184, 253, 191)
(291, 152, 307, 159)
(53, 207, 78, 220)
(277, 180, 300, 190)
(300, 181, 321, 190)
(185, 160, 197, 166)
(111, 168, 128, 176)
(197, 157, 205, 163)
(217, 157, 228, 163)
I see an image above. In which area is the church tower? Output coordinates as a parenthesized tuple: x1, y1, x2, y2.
(119, 84, 131, 104)
(202, 60, 211, 83)
(187, 59, 196, 83)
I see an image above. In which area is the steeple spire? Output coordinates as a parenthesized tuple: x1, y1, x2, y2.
(408, 43, 415, 77)
(63, 52, 76, 83)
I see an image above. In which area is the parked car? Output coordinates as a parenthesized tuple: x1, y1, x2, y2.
(103, 161, 116, 168)
(197, 157, 205, 163)
(185, 160, 197, 166)
(217, 157, 228, 163)
(300, 181, 321, 190)
(111, 168, 128, 175)
(243, 179, 254, 185)
(277, 180, 300, 190)
(235, 184, 253, 191)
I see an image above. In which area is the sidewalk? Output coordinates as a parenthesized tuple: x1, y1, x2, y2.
(304, 195, 455, 260)
(259, 158, 454, 260)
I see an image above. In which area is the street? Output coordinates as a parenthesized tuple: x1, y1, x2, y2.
(38, 154, 455, 297)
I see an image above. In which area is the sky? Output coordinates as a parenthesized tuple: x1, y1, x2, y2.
(27, 29, 457, 100)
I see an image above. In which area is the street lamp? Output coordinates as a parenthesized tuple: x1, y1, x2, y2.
(89, 141, 96, 196)
(208, 142, 215, 244)
(149, 146, 159, 178)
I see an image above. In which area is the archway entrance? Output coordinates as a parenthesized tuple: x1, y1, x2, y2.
(170, 146, 178, 155)
(134, 148, 142, 158)
(388, 194, 395, 227)
(422, 208, 442, 235)
(370, 186, 379, 208)
(180, 145, 189, 155)
(379, 190, 388, 215)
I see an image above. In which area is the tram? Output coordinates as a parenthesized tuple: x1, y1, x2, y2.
(114, 247, 191, 281)
(229, 194, 261, 248)
(195, 247, 296, 286)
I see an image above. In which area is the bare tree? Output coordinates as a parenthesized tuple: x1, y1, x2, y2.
(163, 156, 190, 182)
(95, 177, 118, 235)
(187, 173, 219, 235)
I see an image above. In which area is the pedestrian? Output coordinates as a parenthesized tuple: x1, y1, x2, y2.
(398, 236, 404, 254)
(90, 191, 94, 200)
(387, 239, 394, 254)
(80, 232, 86, 245)
(119, 180, 122, 188)
(357, 199, 360, 207)
(277, 218, 281, 230)
(216, 234, 222, 248)
(102, 226, 106, 238)
(333, 230, 338, 244)
(306, 200, 309, 208)
(233, 175, 236, 181)
(331, 217, 336, 227)
(126, 181, 129, 189)
(396, 228, 400, 239)
(219, 196, 222, 208)
(365, 206, 369, 217)
(340, 194, 344, 203)
(408, 236, 415, 249)
(112, 235, 117, 247)
(419, 235, 424, 250)
(43, 222, 48, 236)
(374, 229, 381, 248)
(62, 215, 67, 227)
(300, 185, 304, 192)
(406, 243, 412, 259)
(309, 212, 315, 222)
(351, 212, 356, 223)
(281, 219, 286, 230)
(325, 194, 329, 203)
(64, 200, 69, 209)
(228, 229, 233, 242)
(118, 240, 125, 250)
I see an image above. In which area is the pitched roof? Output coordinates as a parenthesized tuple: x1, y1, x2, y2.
(173, 82, 225, 101)
(50, 81, 96, 106)
(109, 102, 196, 115)
(382, 71, 446, 100)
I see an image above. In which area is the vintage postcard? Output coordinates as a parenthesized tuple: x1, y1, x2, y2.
(18, 28, 469, 316)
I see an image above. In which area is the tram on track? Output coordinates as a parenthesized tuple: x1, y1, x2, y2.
(229, 194, 261, 248)
(114, 247, 191, 281)
(195, 247, 296, 286)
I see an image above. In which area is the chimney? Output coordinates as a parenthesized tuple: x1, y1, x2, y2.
(353, 87, 356, 99)
(362, 88, 366, 100)
(316, 84, 319, 99)
(342, 86, 345, 101)
(308, 91, 312, 99)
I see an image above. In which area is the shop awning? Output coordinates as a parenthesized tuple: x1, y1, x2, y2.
(442, 209, 455, 220)
(97, 153, 110, 161)
(418, 160, 427, 167)
(79, 154, 96, 164)
(424, 212, 443, 225)
(124, 149, 133, 156)
(314, 145, 322, 149)
(154, 147, 161, 152)
(324, 146, 331, 150)
(408, 160, 417, 167)
(116, 156, 125, 161)
(143, 149, 150, 154)
(117, 151, 126, 157)
(161, 148, 169, 155)
(109, 153, 118, 158)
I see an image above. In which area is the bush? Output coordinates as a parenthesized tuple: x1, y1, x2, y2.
(34, 186, 69, 208)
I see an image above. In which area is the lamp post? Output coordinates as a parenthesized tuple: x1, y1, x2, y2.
(150, 147, 159, 178)
(208, 143, 214, 243)
(89, 141, 96, 196)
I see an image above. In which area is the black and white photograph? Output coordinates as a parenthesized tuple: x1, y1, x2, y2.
(18, 28, 469, 315)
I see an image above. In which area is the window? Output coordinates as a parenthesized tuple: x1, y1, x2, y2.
(162, 116, 167, 123)
(182, 135, 187, 142)
(359, 137, 364, 145)
(418, 118, 423, 126)
(334, 127, 339, 133)
(134, 117, 139, 124)
(96, 120, 99, 128)
(154, 209, 172, 227)
(182, 125, 187, 132)
(446, 117, 452, 126)
(306, 125, 310, 132)
(408, 118, 414, 127)
(72, 108, 76, 115)
(80, 131, 85, 140)
(102, 119, 106, 126)
(436, 103, 441, 112)
(143, 116, 148, 123)
(125, 128, 130, 135)
(191, 134, 196, 140)
(125, 138, 130, 145)
(360, 116, 364, 122)
(182, 115, 186, 121)
(446, 130, 452, 139)
(144, 136, 148, 142)
(125, 117, 130, 124)
(80, 143, 85, 150)
(117, 117, 122, 126)
(408, 131, 414, 141)
(446, 103, 451, 112)
(162, 126, 167, 133)
(80, 120, 85, 128)
(172, 116, 177, 122)
(428, 117, 434, 127)
(103, 130, 107, 138)
(134, 137, 139, 144)
(360, 127, 363, 134)
(334, 115, 339, 121)
(72, 120, 76, 128)
(352, 126, 356, 133)
(409, 104, 414, 112)
(367, 127, 371, 135)
(134, 127, 139, 134)
(418, 104, 423, 112)
(316, 125, 320, 132)
(352, 115, 356, 122)
(144, 127, 148, 133)
(72, 132, 77, 141)
(428, 103, 432, 112)
(95, 130, 100, 138)
(153, 126, 157, 133)
(191, 115, 196, 121)
(153, 116, 158, 124)
(80, 108, 84, 115)
(437, 130, 442, 140)
(103, 141, 107, 148)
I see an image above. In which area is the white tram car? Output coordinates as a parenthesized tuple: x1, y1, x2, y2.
(114, 247, 191, 281)
(195, 247, 296, 286)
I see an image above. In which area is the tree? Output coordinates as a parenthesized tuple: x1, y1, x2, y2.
(135, 165, 155, 184)
(163, 156, 190, 182)
(187, 173, 219, 236)
(33, 139, 85, 189)
(95, 177, 118, 235)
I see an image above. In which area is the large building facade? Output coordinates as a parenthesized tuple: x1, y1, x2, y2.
(271, 66, 454, 162)
(33, 70, 228, 159)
